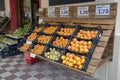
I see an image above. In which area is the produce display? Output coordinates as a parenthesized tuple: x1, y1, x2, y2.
(20, 43, 31, 51)
(33, 27, 43, 33)
(61, 53, 86, 69)
(27, 32, 37, 41)
(0, 43, 8, 50)
(68, 38, 92, 54)
(43, 26, 58, 34)
(44, 48, 61, 61)
(30, 44, 45, 54)
(52, 36, 68, 48)
(76, 30, 98, 39)
(57, 27, 75, 36)
(37, 35, 52, 44)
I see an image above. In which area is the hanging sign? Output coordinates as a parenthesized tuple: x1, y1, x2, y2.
(48, 7, 55, 16)
(96, 4, 110, 15)
(26, 40, 32, 44)
(77, 6, 89, 16)
(60, 7, 69, 16)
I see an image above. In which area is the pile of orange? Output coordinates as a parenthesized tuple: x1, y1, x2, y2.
(68, 38, 92, 53)
(30, 44, 45, 54)
(61, 53, 86, 69)
(33, 27, 43, 32)
(37, 35, 52, 44)
(77, 30, 98, 39)
(53, 36, 68, 48)
(27, 33, 37, 41)
(43, 26, 57, 34)
(57, 27, 75, 36)
(20, 43, 30, 51)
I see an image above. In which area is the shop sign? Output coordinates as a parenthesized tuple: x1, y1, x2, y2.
(77, 6, 89, 16)
(60, 7, 69, 16)
(48, 7, 55, 16)
(96, 4, 110, 15)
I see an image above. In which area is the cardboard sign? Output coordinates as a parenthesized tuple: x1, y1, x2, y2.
(60, 7, 69, 16)
(48, 7, 55, 16)
(77, 6, 89, 16)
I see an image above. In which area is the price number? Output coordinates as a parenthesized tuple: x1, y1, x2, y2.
(60, 7, 69, 16)
(96, 4, 110, 15)
(48, 7, 55, 16)
(78, 6, 89, 16)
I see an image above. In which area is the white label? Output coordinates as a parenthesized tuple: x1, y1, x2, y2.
(96, 4, 110, 15)
(77, 6, 89, 16)
(60, 7, 69, 16)
(39, 19, 43, 23)
(48, 7, 55, 16)
(26, 40, 32, 44)
(30, 53, 36, 58)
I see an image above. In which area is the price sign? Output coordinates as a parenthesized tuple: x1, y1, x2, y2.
(60, 7, 69, 16)
(26, 40, 32, 44)
(96, 4, 110, 15)
(48, 7, 55, 16)
(30, 53, 36, 58)
(77, 6, 89, 16)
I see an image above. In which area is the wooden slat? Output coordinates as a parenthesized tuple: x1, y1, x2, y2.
(99, 36, 109, 42)
(92, 47, 105, 60)
(89, 59, 100, 66)
(72, 19, 115, 25)
(98, 55, 112, 68)
(102, 30, 113, 36)
(97, 41, 107, 47)
(87, 65, 97, 75)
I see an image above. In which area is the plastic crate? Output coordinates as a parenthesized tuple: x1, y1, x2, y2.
(30, 24, 44, 33)
(49, 34, 70, 49)
(10, 50, 22, 56)
(0, 51, 11, 58)
(56, 24, 77, 37)
(66, 36, 96, 57)
(73, 25, 103, 40)
(59, 50, 90, 71)
(35, 33, 53, 46)
(24, 53, 40, 65)
(42, 23, 59, 35)
(41, 44, 64, 62)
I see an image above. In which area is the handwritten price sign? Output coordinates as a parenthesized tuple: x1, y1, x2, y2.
(60, 7, 69, 16)
(77, 6, 89, 16)
(96, 4, 110, 15)
(48, 7, 55, 16)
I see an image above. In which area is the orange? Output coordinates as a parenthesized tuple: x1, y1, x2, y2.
(68, 63, 73, 67)
(77, 61, 81, 65)
(61, 55, 66, 60)
(78, 65, 83, 69)
(81, 59, 85, 64)
(62, 60, 66, 64)
(65, 56, 69, 61)
(83, 48, 89, 53)
(72, 60, 77, 65)
(66, 53, 70, 57)
(73, 38, 77, 42)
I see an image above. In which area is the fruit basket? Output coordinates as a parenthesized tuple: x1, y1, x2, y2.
(42, 23, 59, 35)
(56, 24, 77, 37)
(66, 36, 96, 57)
(59, 50, 90, 71)
(35, 33, 52, 45)
(74, 25, 103, 40)
(28, 42, 46, 55)
(18, 39, 32, 52)
(41, 44, 64, 62)
(49, 34, 70, 49)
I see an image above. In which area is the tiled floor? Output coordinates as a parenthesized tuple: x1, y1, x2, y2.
(0, 54, 94, 80)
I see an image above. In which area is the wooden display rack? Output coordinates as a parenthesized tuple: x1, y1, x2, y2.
(37, 3, 117, 77)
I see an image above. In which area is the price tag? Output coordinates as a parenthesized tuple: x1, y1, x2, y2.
(48, 7, 55, 16)
(96, 4, 110, 15)
(30, 53, 36, 58)
(26, 40, 32, 44)
(77, 6, 89, 16)
(39, 19, 43, 23)
(60, 7, 69, 16)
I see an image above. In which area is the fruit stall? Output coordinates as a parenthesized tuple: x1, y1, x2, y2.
(18, 3, 116, 77)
